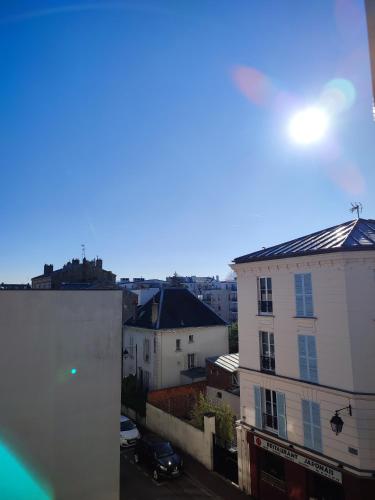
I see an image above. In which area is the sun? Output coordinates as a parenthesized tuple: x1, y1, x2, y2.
(288, 107, 329, 145)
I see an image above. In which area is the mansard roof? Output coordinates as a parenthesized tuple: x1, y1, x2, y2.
(233, 218, 375, 264)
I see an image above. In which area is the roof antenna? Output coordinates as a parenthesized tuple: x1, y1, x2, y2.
(350, 202, 362, 219)
(81, 244, 86, 260)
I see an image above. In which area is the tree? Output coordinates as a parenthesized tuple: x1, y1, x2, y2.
(229, 322, 238, 353)
(190, 393, 235, 445)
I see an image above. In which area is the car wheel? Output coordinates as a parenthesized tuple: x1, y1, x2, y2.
(153, 469, 159, 481)
(134, 453, 139, 464)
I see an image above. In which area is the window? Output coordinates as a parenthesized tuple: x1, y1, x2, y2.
(302, 400, 322, 452)
(143, 338, 150, 363)
(261, 452, 286, 487)
(188, 353, 195, 369)
(295, 273, 314, 317)
(263, 389, 278, 432)
(129, 336, 134, 359)
(257, 277, 273, 314)
(176, 339, 181, 351)
(298, 335, 318, 383)
(254, 386, 287, 439)
(259, 331, 275, 373)
(188, 335, 194, 343)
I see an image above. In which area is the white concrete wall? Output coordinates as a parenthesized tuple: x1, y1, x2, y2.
(0, 290, 123, 500)
(206, 386, 241, 418)
(232, 251, 375, 472)
(146, 403, 215, 470)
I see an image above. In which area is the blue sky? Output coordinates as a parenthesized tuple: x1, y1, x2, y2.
(1, 0, 374, 283)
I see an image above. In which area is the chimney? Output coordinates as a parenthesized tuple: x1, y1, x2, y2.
(151, 299, 159, 326)
(44, 264, 53, 276)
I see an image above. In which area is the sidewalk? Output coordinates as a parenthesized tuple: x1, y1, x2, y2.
(183, 452, 251, 500)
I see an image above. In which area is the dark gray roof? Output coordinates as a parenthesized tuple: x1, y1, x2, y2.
(126, 287, 226, 329)
(206, 353, 239, 373)
(180, 367, 206, 379)
(233, 218, 375, 264)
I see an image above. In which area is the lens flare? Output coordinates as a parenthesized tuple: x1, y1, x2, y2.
(320, 78, 356, 113)
(288, 107, 329, 145)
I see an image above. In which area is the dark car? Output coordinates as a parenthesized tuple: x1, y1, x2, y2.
(134, 434, 183, 481)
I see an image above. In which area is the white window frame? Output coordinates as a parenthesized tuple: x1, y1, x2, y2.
(263, 388, 278, 433)
(143, 338, 150, 363)
(259, 331, 275, 373)
(295, 273, 314, 317)
(257, 277, 273, 315)
(188, 353, 195, 369)
(188, 334, 194, 343)
(129, 336, 134, 359)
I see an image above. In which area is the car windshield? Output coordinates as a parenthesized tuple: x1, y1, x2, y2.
(154, 442, 174, 458)
(121, 420, 136, 432)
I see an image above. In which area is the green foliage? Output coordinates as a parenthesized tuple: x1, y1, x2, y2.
(121, 375, 146, 417)
(229, 322, 238, 354)
(191, 393, 235, 444)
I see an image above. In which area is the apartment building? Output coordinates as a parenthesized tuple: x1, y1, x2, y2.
(231, 218, 375, 500)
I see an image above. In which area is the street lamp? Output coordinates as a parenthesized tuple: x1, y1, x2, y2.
(122, 344, 138, 379)
(330, 405, 352, 435)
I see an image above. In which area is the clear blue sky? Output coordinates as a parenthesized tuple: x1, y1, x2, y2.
(1, 0, 374, 283)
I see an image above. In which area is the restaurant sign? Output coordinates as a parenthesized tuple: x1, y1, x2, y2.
(254, 436, 342, 484)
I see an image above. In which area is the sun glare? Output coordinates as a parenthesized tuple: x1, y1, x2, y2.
(289, 107, 329, 145)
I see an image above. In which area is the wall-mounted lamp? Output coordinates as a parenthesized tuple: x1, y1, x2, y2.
(330, 405, 352, 435)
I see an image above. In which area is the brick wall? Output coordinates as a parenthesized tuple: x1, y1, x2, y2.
(147, 381, 206, 418)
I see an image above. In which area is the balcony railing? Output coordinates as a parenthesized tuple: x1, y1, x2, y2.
(260, 355, 275, 373)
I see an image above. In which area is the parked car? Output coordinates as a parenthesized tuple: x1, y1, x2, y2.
(120, 415, 140, 447)
(133, 434, 183, 481)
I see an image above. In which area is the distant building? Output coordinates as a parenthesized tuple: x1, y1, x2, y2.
(32, 257, 116, 289)
(0, 283, 31, 290)
(118, 277, 167, 291)
(200, 280, 238, 324)
(123, 287, 229, 390)
(118, 275, 238, 323)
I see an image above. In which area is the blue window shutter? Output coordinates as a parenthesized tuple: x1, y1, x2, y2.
(304, 273, 314, 316)
(311, 402, 323, 452)
(298, 335, 309, 381)
(307, 336, 318, 383)
(295, 274, 304, 316)
(276, 392, 287, 439)
(302, 400, 313, 449)
(254, 386, 262, 429)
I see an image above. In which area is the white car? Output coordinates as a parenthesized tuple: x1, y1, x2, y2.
(120, 416, 140, 447)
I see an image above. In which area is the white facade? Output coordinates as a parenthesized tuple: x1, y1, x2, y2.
(232, 250, 375, 493)
(123, 324, 228, 390)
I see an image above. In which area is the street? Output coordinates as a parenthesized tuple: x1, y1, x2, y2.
(120, 446, 222, 500)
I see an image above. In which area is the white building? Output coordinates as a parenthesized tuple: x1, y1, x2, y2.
(231, 218, 375, 500)
(123, 287, 229, 390)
